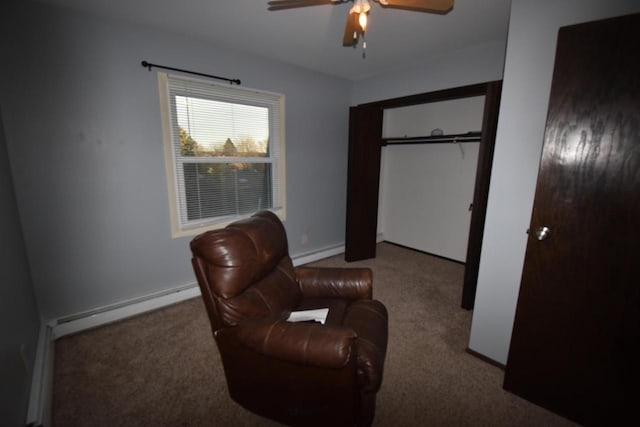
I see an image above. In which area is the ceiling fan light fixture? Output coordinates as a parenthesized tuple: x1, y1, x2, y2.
(358, 11, 368, 31)
(350, 0, 371, 15)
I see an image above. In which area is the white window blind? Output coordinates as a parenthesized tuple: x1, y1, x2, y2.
(159, 73, 285, 236)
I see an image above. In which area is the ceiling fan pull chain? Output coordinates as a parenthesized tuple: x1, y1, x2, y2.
(362, 34, 367, 59)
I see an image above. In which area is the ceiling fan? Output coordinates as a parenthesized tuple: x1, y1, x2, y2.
(267, 0, 454, 47)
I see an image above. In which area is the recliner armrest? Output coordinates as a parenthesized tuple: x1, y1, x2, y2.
(295, 267, 373, 300)
(233, 317, 357, 369)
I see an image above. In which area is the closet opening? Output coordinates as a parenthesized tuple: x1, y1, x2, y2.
(345, 81, 502, 309)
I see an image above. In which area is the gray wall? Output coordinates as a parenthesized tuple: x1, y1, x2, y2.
(351, 40, 507, 105)
(469, 0, 640, 364)
(0, 107, 42, 424)
(1, 1, 351, 320)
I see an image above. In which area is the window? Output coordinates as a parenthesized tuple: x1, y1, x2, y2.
(158, 73, 286, 237)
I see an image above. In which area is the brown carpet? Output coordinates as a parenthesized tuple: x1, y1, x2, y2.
(52, 242, 577, 426)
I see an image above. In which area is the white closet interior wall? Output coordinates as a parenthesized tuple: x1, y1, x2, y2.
(378, 96, 485, 261)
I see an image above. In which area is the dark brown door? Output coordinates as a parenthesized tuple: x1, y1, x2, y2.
(345, 105, 383, 261)
(504, 13, 640, 425)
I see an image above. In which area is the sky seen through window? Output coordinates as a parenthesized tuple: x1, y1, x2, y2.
(176, 95, 269, 154)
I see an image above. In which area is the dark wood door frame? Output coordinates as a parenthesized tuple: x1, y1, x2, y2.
(461, 81, 502, 309)
(345, 81, 502, 309)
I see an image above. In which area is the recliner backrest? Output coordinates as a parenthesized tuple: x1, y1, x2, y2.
(190, 211, 302, 331)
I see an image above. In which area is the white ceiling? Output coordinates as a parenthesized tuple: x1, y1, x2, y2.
(35, 0, 511, 81)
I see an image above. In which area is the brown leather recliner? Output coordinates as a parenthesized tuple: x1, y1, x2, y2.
(190, 210, 388, 427)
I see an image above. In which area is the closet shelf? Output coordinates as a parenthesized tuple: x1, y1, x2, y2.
(382, 131, 482, 146)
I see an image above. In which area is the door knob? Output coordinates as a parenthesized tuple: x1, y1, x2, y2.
(534, 226, 551, 241)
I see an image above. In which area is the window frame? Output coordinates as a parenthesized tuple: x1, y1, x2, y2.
(157, 72, 286, 238)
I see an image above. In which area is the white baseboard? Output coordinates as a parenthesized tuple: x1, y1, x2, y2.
(52, 284, 202, 340)
(26, 320, 55, 427)
(292, 243, 345, 266)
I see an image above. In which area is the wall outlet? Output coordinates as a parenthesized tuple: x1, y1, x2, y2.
(301, 233, 309, 245)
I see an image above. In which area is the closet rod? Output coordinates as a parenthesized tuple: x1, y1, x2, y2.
(382, 131, 481, 146)
(141, 60, 241, 85)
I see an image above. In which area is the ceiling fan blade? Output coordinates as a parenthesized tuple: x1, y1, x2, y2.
(268, 0, 344, 10)
(377, 0, 454, 13)
(343, 12, 359, 46)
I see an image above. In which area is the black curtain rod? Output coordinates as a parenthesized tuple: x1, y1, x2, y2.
(141, 60, 241, 85)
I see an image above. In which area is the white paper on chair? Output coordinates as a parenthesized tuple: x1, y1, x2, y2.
(287, 308, 329, 324)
